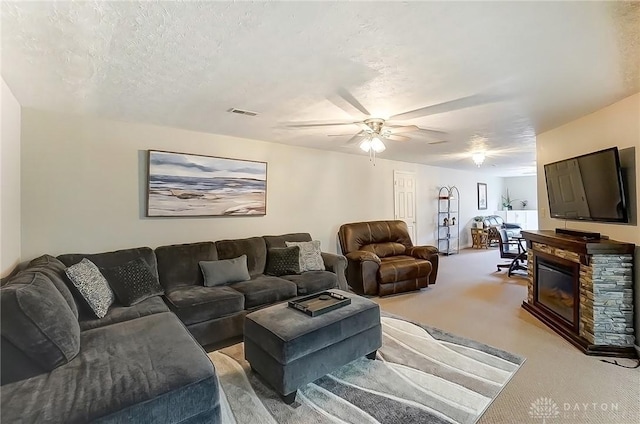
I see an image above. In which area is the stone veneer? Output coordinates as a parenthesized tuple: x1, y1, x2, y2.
(527, 242, 635, 347)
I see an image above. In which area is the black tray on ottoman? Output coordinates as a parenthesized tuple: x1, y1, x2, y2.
(288, 291, 351, 317)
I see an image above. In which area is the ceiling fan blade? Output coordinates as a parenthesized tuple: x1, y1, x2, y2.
(387, 124, 448, 138)
(427, 140, 449, 145)
(284, 121, 359, 128)
(414, 127, 449, 137)
(385, 125, 420, 134)
(387, 134, 411, 142)
(355, 121, 373, 132)
(345, 131, 366, 145)
(389, 93, 508, 121)
(327, 87, 371, 117)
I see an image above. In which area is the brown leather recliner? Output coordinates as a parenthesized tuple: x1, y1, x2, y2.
(338, 220, 439, 296)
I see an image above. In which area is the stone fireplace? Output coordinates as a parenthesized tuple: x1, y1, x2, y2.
(522, 230, 636, 357)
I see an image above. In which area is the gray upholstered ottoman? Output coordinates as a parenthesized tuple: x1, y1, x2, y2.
(244, 289, 382, 404)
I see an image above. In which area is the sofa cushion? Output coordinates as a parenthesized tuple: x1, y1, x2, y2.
(378, 255, 432, 284)
(1, 336, 45, 385)
(200, 255, 250, 287)
(79, 296, 169, 331)
(59, 248, 161, 318)
(361, 242, 406, 258)
(155, 242, 217, 292)
(216, 237, 266, 277)
(0, 312, 219, 424)
(165, 286, 245, 325)
(265, 246, 301, 277)
(101, 257, 165, 306)
(282, 271, 337, 295)
(229, 275, 297, 309)
(18, 254, 79, 318)
(65, 259, 115, 318)
(263, 233, 312, 249)
(58, 247, 159, 281)
(1, 273, 80, 373)
(285, 240, 324, 272)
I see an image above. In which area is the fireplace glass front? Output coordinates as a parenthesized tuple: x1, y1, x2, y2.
(536, 259, 576, 324)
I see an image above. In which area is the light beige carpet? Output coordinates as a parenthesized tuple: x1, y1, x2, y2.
(376, 248, 640, 424)
(211, 316, 524, 424)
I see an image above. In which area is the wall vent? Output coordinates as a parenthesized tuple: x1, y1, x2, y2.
(228, 108, 258, 117)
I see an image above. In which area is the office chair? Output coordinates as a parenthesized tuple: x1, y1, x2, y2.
(496, 229, 527, 275)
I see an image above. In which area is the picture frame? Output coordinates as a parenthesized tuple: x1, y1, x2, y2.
(147, 150, 267, 217)
(477, 183, 487, 210)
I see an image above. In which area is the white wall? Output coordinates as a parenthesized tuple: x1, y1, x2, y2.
(536, 92, 639, 244)
(1, 78, 21, 277)
(503, 175, 538, 211)
(20, 108, 502, 259)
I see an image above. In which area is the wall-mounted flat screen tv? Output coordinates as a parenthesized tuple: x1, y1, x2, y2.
(544, 147, 628, 223)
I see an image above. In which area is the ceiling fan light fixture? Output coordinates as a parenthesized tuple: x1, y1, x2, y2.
(359, 138, 372, 152)
(370, 136, 386, 153)
(472, 152, 486, 167)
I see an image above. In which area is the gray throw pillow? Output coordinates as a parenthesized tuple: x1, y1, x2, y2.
(100, 258, 164, 306)
(265, 246, 301, 276)
(285, 240, 325, 272)
(65, 258, 115, 318)
(1, 272, 81, 371)
(200, 255, 250, 287)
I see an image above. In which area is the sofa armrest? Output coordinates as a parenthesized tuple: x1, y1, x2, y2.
(345, 251, 381, 265)
(321, 252, 348, 291)
(406, 245, 438, 259)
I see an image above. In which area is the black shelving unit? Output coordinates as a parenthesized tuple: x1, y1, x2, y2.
(437, 186, 460, 255)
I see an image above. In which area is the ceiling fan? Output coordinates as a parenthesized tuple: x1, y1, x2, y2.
(330, 117, 419, 154)
(285, 88, 506, 154)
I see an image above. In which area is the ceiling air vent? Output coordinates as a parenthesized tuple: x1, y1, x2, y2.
(427, 140, 448, 145)
(228, 108, 259, 117)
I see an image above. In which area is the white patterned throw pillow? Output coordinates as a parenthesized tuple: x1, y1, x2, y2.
(65, 258, 115, 318)
(285, 240, 324, 272)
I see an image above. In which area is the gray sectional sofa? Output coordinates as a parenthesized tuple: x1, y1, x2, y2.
(1, 232, 346, 423)
(156, 233, 347, 347)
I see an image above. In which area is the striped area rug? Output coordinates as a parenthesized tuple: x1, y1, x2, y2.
(209, 316, 525, 424)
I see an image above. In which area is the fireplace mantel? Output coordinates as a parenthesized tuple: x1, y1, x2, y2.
(523, 230, 635, 263)
(521, 230, 636, 357)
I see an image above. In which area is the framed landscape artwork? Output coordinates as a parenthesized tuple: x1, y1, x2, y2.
(147, 150, 267, 217)
(477, 183, 487, 210)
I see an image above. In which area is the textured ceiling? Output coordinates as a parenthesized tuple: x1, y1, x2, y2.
(2, 1, 639, 176)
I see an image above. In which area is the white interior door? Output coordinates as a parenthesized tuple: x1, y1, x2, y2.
(394, 171, 417, 242)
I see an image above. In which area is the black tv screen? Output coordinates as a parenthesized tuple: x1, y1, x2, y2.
(544, 147, 628, 223)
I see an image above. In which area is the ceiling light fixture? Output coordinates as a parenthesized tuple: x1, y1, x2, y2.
(359, 134, 386, 165)
(359, 135, 386, 153)
(370, 136, 386, 153)
(472, 152, 486, 167)
(359, 138, 372, 152)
